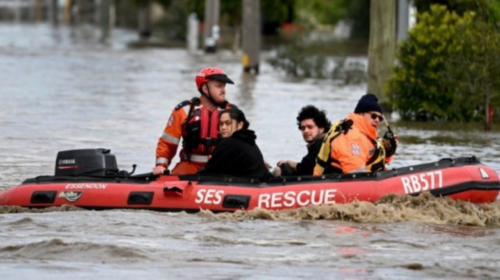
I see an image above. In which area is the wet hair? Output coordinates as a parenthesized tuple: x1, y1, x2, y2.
(220, 108, 250, 130)
(296, 105, 331, 130)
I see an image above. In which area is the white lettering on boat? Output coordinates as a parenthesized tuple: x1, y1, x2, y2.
(58, 159, 76, 165)
(258, 189, 337, 209)
(65, 183, 107, 190)
(195, 189, 224, 205)
(401, 170, 443, 194)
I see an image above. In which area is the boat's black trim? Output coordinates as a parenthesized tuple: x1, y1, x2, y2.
(30, 191, 57, 204)
(19, 157, 488, 187)
(127, 192, 154, 205)
(196, 157, 486, 187)
(222, 195, 251, 209)
(410, 181, 500, 197)
(22, 172, 157, 185)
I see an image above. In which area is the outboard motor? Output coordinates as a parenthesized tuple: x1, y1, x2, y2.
(55, 149, 118, 176)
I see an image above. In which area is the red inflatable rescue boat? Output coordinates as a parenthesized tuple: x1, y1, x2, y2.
(0, 149, 498, 212)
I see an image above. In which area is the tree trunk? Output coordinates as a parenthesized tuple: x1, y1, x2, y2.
(138, 1, 152, 41)
(203, 0, 220, 53)
(33, 0, 42, 22)
(232, 24, 241, 52)
(485, 90, 491, 131)
(50, 0, 59, 26)
(368, 0, 396, 109)
(100, 0, 112, 43)
(242, 0, 261, 74)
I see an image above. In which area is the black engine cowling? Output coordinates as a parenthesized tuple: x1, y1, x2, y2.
(55, 149, 118, 176)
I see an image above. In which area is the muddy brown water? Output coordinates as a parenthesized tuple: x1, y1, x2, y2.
(1, 24, 500, 279)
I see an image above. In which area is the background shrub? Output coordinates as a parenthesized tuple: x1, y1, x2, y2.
(388, 4, 500, 122)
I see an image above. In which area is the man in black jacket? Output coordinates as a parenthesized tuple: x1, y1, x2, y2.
(277, 105, 331, 176)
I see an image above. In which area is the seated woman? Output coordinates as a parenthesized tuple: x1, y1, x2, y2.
(198, 108, 272, 182)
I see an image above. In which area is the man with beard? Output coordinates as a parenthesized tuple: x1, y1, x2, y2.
(153, 67, 237, 175)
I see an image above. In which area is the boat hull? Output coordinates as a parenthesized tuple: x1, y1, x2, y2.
(0, 158, 498, 212)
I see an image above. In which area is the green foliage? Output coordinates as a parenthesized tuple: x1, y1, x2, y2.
(294, 0, 370, 38)
(261, 1, 294, 24)
(389, 5, 468, 120)
(182, 0, 369, 38)
(131, 0, 172, 8)
(486, 0, 500, 21)
(438, 19, 500, 122)
(345, 0, 371, 39)
(184, 0, 293, 27)
(414, 0, 500, 22)
(389, 4, 500, 122)
(414, 0, 484, 14)
(295, 0, 350, 25)
(157, 0, 189, 40)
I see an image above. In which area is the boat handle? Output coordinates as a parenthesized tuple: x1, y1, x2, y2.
(163, 186, 184, 197)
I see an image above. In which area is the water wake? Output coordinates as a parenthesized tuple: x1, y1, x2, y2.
(204, 193, 500, 226)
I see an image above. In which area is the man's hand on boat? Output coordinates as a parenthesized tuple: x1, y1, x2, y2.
(265, 161, 282, 176)
(276, 160, 297, 170)
(152, 165, 168, 175)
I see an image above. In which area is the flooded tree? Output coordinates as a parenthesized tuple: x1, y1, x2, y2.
(367, 0, 396, 109)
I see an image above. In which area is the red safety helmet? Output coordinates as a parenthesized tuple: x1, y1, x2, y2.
(195, 67, 234, 91)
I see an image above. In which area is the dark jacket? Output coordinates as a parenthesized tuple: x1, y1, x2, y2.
(295, 134, 324, 175)
(198, 129, 271, 181)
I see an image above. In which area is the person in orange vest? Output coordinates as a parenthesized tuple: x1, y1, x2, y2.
(152, 67, 236, 175)
(314, 93, 398, 175)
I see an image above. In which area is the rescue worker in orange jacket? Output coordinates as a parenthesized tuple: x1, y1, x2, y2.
(152, 67, 236, 175)
(313, 93, 397, 175)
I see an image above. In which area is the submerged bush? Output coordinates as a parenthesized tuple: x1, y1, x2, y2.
(267, 38, 367, 84)
(267, 39, 328, 79)
(389, 5, 473, 121)
(331, 57, 366, 84)
(389, 4, 500, 123)
(439, 19, 500, 124)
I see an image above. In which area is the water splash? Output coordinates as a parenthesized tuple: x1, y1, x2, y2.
(203, 193, 500, 226)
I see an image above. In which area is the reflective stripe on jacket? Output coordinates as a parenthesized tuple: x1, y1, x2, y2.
(155, 97, 233, 168)
(315, 112, 390, 174)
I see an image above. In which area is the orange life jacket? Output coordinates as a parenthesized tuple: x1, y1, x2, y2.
(314, 113, 388, 175)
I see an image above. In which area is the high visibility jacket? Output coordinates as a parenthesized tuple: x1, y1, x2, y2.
(313, 120, 348, 175)
(155, 97, 234, 168)
(314, 113, 391, 175)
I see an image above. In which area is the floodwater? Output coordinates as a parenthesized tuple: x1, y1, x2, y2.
(1, 24, 500, 279)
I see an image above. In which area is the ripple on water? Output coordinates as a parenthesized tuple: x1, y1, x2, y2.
(0, 238, 149, 263)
